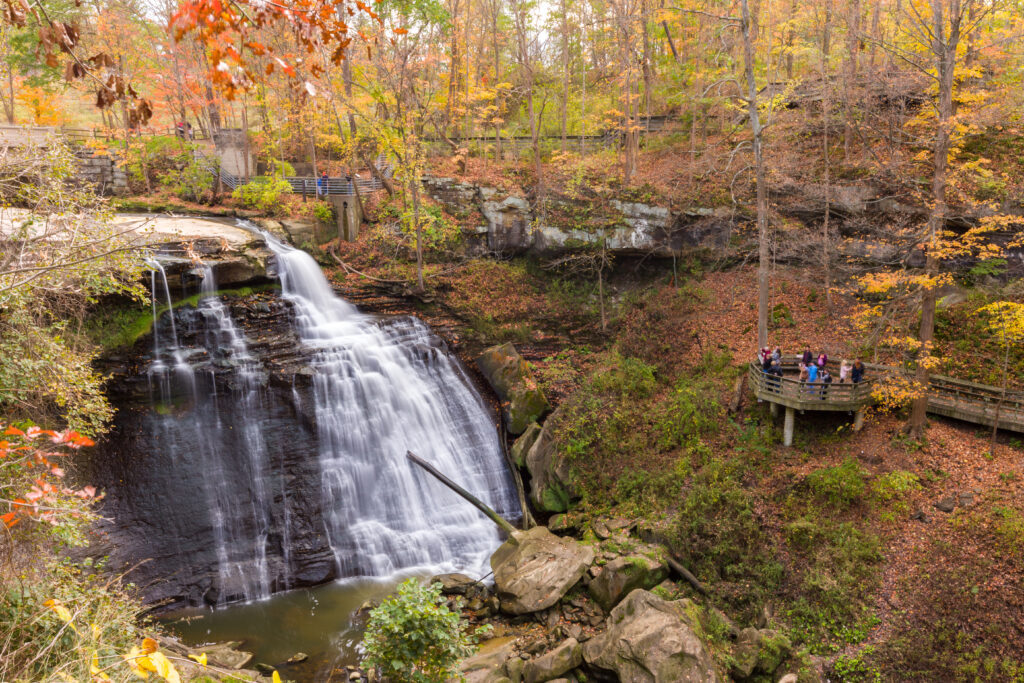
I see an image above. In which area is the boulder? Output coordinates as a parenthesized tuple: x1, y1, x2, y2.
(477, 343, 550, 434)
(524, 407, 574, 513)
(730, 628, 792, 680)
(491, 527, 595, 614)
(459, 637, 519, 683)
(431, 572, 477, 595)
(582, 589, 719, 683)
(511, 422, 543, 467)
(523, 639, 582, 683)
(588, 553, 670, 611)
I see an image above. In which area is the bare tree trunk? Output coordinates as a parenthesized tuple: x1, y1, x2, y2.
(741, 0, 771, 349)
(641, 0, 652, 120)
(843, 0, 860, 160)
(908, 0, 962, 438)
(411, 177, 425, 291)
(560, 0, 570, 151)
(992, 317, 1009, 453)
(821, 0, 833, 310)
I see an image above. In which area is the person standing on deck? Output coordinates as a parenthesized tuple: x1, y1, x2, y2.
(802, 348, 813, 366)
(851, 359, 865, 384)
(820, 368, 833, 400)
(317, 171, 329, 198)
(806, 362, 819, 396)
(839, 360, 851, 383)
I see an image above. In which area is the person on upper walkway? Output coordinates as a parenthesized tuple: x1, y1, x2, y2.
(317, 171, 329, 198)
(799, 362, 809, 383)
(839, 360, 851, 383)
(767, 359, 783, 392)
(806, 362, 819, 395)
(817, 351, 828, 369)
(820, 368, 833, 399)
(851, 359, 865, 384)
(771, 347, 782, 365)
(802, 348, 813, 366)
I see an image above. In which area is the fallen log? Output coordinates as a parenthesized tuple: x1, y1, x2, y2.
(666, 555, 709, 596)
(407, 450, 518, 536)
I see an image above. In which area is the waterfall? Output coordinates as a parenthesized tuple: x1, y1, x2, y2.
(101, 241, 518, 609)
(263, 233, 519, 578)
(143, 262, 277, 603)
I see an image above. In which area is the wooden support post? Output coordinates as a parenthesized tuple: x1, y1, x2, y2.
(784, 406, 795, 447)
(853, 408, 865, 432)
(770, 402, 779, 418)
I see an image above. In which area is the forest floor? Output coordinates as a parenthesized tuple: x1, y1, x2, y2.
(321, 216, 1024, 681)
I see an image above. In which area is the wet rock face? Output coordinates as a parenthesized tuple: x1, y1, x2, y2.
(92, 292, 496, 610)
(89, 295, 333, 609)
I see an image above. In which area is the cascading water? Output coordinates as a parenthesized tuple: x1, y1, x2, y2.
(95, 231, 518, 613)
(142, 261, 278, 603)
(263, 232, 519, 578)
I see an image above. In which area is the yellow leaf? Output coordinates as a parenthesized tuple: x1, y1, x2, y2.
(272, 672, 282, 683)
(147, 651, 181, 683)
(43, 599, 79, 634)
(187, 653, 207, 668)
(91, 651, 111, 680)
(124, 647, 151, 678)
(141, 637, 159, 654)
(91, 623, 102, 639)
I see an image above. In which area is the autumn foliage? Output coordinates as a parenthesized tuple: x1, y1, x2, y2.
(0, 424, 98, 531)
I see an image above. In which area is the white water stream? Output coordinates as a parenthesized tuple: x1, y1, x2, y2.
(263, 232, 518, 579)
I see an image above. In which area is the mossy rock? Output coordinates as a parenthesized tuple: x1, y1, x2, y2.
(477, 343, 550, 434)
(511, 421, 542, 467)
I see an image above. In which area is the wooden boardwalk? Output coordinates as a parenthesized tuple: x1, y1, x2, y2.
(749, 357, 1024, 445)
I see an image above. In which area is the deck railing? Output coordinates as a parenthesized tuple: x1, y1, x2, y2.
(748, 362, 876, 408)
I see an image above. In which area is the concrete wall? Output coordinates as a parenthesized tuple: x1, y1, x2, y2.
(329, 196, 363, 241)
(213, 129, 254, 178)
(74, 149, 128, 196)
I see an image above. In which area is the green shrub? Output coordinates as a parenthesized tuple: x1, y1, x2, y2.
(590, 355, 657, 398)
(232, 159, 295, 213)
(232, 176, 293, 213)
(806, 459, 867, 508)
(785, 521, 882, 653)
(672, 460, 782, 612)
(159, 152, 214, 202)
(870, 470, 921, 513)
(361, 579, 486, 683)
(312, 201, 334, 223)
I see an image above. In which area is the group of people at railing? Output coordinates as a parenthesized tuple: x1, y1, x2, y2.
(758, 347, 866, 400)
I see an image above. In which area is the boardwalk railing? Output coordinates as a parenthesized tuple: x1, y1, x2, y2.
(751, 355, 1024, 434)
(204, 156, 393, 196)
(748, 363, 876, 411)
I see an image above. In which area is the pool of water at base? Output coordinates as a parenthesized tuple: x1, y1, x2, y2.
(162, 575, 411, 682)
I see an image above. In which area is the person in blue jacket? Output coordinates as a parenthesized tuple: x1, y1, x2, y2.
(806, 361, 819, 396)
(317, 171, 329, 198)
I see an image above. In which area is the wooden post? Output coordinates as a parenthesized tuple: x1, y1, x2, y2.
(784, 406, 795, 447)
(406, 451, 517, 535)
(853, 408, 865, 432)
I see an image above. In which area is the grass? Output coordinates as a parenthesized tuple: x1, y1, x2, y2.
(84, 285, 280, 351)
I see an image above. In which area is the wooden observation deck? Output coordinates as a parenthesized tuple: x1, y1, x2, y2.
(750, 357, 1024, 446)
